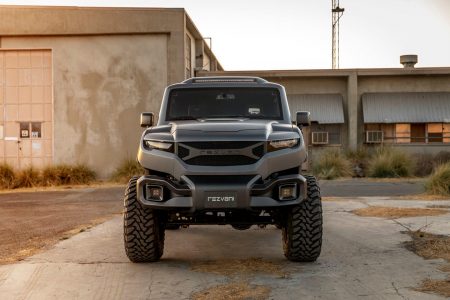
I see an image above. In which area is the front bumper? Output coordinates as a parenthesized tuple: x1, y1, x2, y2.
(136, 174, 307, 211)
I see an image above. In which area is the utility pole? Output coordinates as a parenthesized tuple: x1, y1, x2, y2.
(332, 0, 344, 69)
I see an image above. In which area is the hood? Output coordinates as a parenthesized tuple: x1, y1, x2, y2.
(143, 119, 299, 142)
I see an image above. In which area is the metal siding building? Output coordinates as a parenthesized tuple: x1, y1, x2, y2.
(362, 92, 450, 123)
(288, 94, 345, 124)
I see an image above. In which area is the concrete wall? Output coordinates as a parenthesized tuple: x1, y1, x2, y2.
(2, 34, 168, 177)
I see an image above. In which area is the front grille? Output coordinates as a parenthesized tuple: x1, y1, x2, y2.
(182, 141, 258, 149)
(177, 141, 265, 166)
(185, 155, 258, 166)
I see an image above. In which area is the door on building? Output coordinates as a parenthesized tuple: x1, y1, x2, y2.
(0, 50, 53, 169)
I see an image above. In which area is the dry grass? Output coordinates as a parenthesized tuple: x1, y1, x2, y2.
(405, 231, 450, 262)
(352, 206, 448, 219)
(110, 158, 144, 183)
(191, 282, 271, 300)
(367, 147, 415, 178)
(312, 149, 353, 180)
(14, 167, 41, 188)
(0, 164, 16, 189)
(41, 164, 96, 186)
(425, 162, 450, 196)
(191, 258, 286, 277)
(405, 231, 450, 298)
(416, 279, 450, 297)
(439, 265, 450, 272)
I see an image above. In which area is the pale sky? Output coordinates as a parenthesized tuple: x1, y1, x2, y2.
(1, 0, 450, 70)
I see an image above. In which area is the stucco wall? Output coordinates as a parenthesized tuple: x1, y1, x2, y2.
(2, 34, 168, 177)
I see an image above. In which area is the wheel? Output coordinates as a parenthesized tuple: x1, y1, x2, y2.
(282, 175, 322, 262)
(123, 176, 165, 262)
(232, 224, 252, 230)
(165, 224, 181, 230)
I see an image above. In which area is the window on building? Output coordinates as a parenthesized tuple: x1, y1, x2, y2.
(185, 34, 192, 79)
(19, 122, 42, 139)
(365, 123, 450, 144)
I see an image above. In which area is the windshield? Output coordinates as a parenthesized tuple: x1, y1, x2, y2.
(166, 88, 283, 121)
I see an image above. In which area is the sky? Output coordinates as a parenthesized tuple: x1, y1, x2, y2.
(1, 0, 450, 70)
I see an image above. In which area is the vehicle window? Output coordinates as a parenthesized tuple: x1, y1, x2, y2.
(166, 88, 283, 120)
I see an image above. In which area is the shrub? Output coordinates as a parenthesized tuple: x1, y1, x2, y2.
(42, 164, 96, 186)
(414, 153, 435, 177)
(345, 147, 371, 177)
(312, 149, 353, 179)
(0, 164, 16, 189)
(425, 162, 450, 196)
(367, 147, 414, 178)
(111, 159, 144, 183)
(14, 167, 41, 188)
(414, 151, 450, 177)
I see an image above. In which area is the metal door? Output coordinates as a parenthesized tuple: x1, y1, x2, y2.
(0, 50, 53, 169)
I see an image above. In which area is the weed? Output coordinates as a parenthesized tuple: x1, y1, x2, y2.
(367, 147, 414, 178)
(0, 164, 16, 189)
(14, 167, 41, 188)
(312, 149, 353, 179)
(110, 158, 144, 183)
(425, 162, 450, 196)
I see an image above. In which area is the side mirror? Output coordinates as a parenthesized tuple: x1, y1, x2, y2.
(140, 112, 154, 127)
(296, 111, 311, 127)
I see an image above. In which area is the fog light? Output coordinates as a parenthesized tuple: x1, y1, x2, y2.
(146, 185, 163, 201)
(279, 184, 297, 200)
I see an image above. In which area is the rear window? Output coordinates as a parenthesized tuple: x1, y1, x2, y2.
(166, 88, 283, 120)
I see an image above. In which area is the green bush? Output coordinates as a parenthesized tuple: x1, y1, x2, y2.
(14, 167, 41, 188)
(0, 164, 16, 189)
(367, 147, 414, 178)
(111, 158, 144, 183)
(425, 162, 450, 196)
(312, 149, 353, 179)
(42, 164, 96, 186)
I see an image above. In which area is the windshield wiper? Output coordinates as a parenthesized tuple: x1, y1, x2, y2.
(170, 116, 199, 121)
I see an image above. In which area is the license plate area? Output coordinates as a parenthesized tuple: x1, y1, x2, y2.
(204, 191, 237, 208)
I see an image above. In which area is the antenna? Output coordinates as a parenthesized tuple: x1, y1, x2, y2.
(332, 0, 345, 69)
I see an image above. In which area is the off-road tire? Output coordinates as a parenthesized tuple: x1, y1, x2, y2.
(282, 175, 322, 262)
(123, 176, 165, 262)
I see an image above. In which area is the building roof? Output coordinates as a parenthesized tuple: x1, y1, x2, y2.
(362, 92, 450, 123)
(287, 94, 345, 124)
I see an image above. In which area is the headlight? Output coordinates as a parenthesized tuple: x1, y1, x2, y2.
(144, 140, 173, 152)
(268, 138, 299, 152)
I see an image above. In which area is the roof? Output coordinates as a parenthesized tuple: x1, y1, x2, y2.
(362, 92, 450, 123)
(199, 67, 450, 78)
(287, 94, 345, 124)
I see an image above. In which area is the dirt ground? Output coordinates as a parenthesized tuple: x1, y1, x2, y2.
(0, 186, 123, 264)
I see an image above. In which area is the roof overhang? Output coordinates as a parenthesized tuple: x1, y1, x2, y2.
(287, 94, 345, 124)
(362, 92, 450, 123)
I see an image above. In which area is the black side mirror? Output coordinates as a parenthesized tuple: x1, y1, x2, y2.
(140, 112, 154, 127)
(296, 111, 311, 127)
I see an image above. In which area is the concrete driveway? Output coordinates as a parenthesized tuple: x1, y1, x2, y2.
(0, 197, 448, 300)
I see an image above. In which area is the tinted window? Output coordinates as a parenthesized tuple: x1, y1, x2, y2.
(166, 88, 283, 120)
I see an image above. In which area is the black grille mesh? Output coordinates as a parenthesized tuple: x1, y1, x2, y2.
(185, 155, 257, 166)
(178, 141, 265, 166)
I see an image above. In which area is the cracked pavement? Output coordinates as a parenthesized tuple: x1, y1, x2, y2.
(0, 196, 449, 300)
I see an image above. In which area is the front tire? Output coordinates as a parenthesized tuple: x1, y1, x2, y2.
(123, 176, 165, 262)
(282, 175, 323, 262)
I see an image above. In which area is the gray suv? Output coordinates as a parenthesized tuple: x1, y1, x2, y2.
(123, 77, 322, 262)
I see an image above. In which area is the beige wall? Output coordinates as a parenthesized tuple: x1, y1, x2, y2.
(2, 34, 168, 177)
